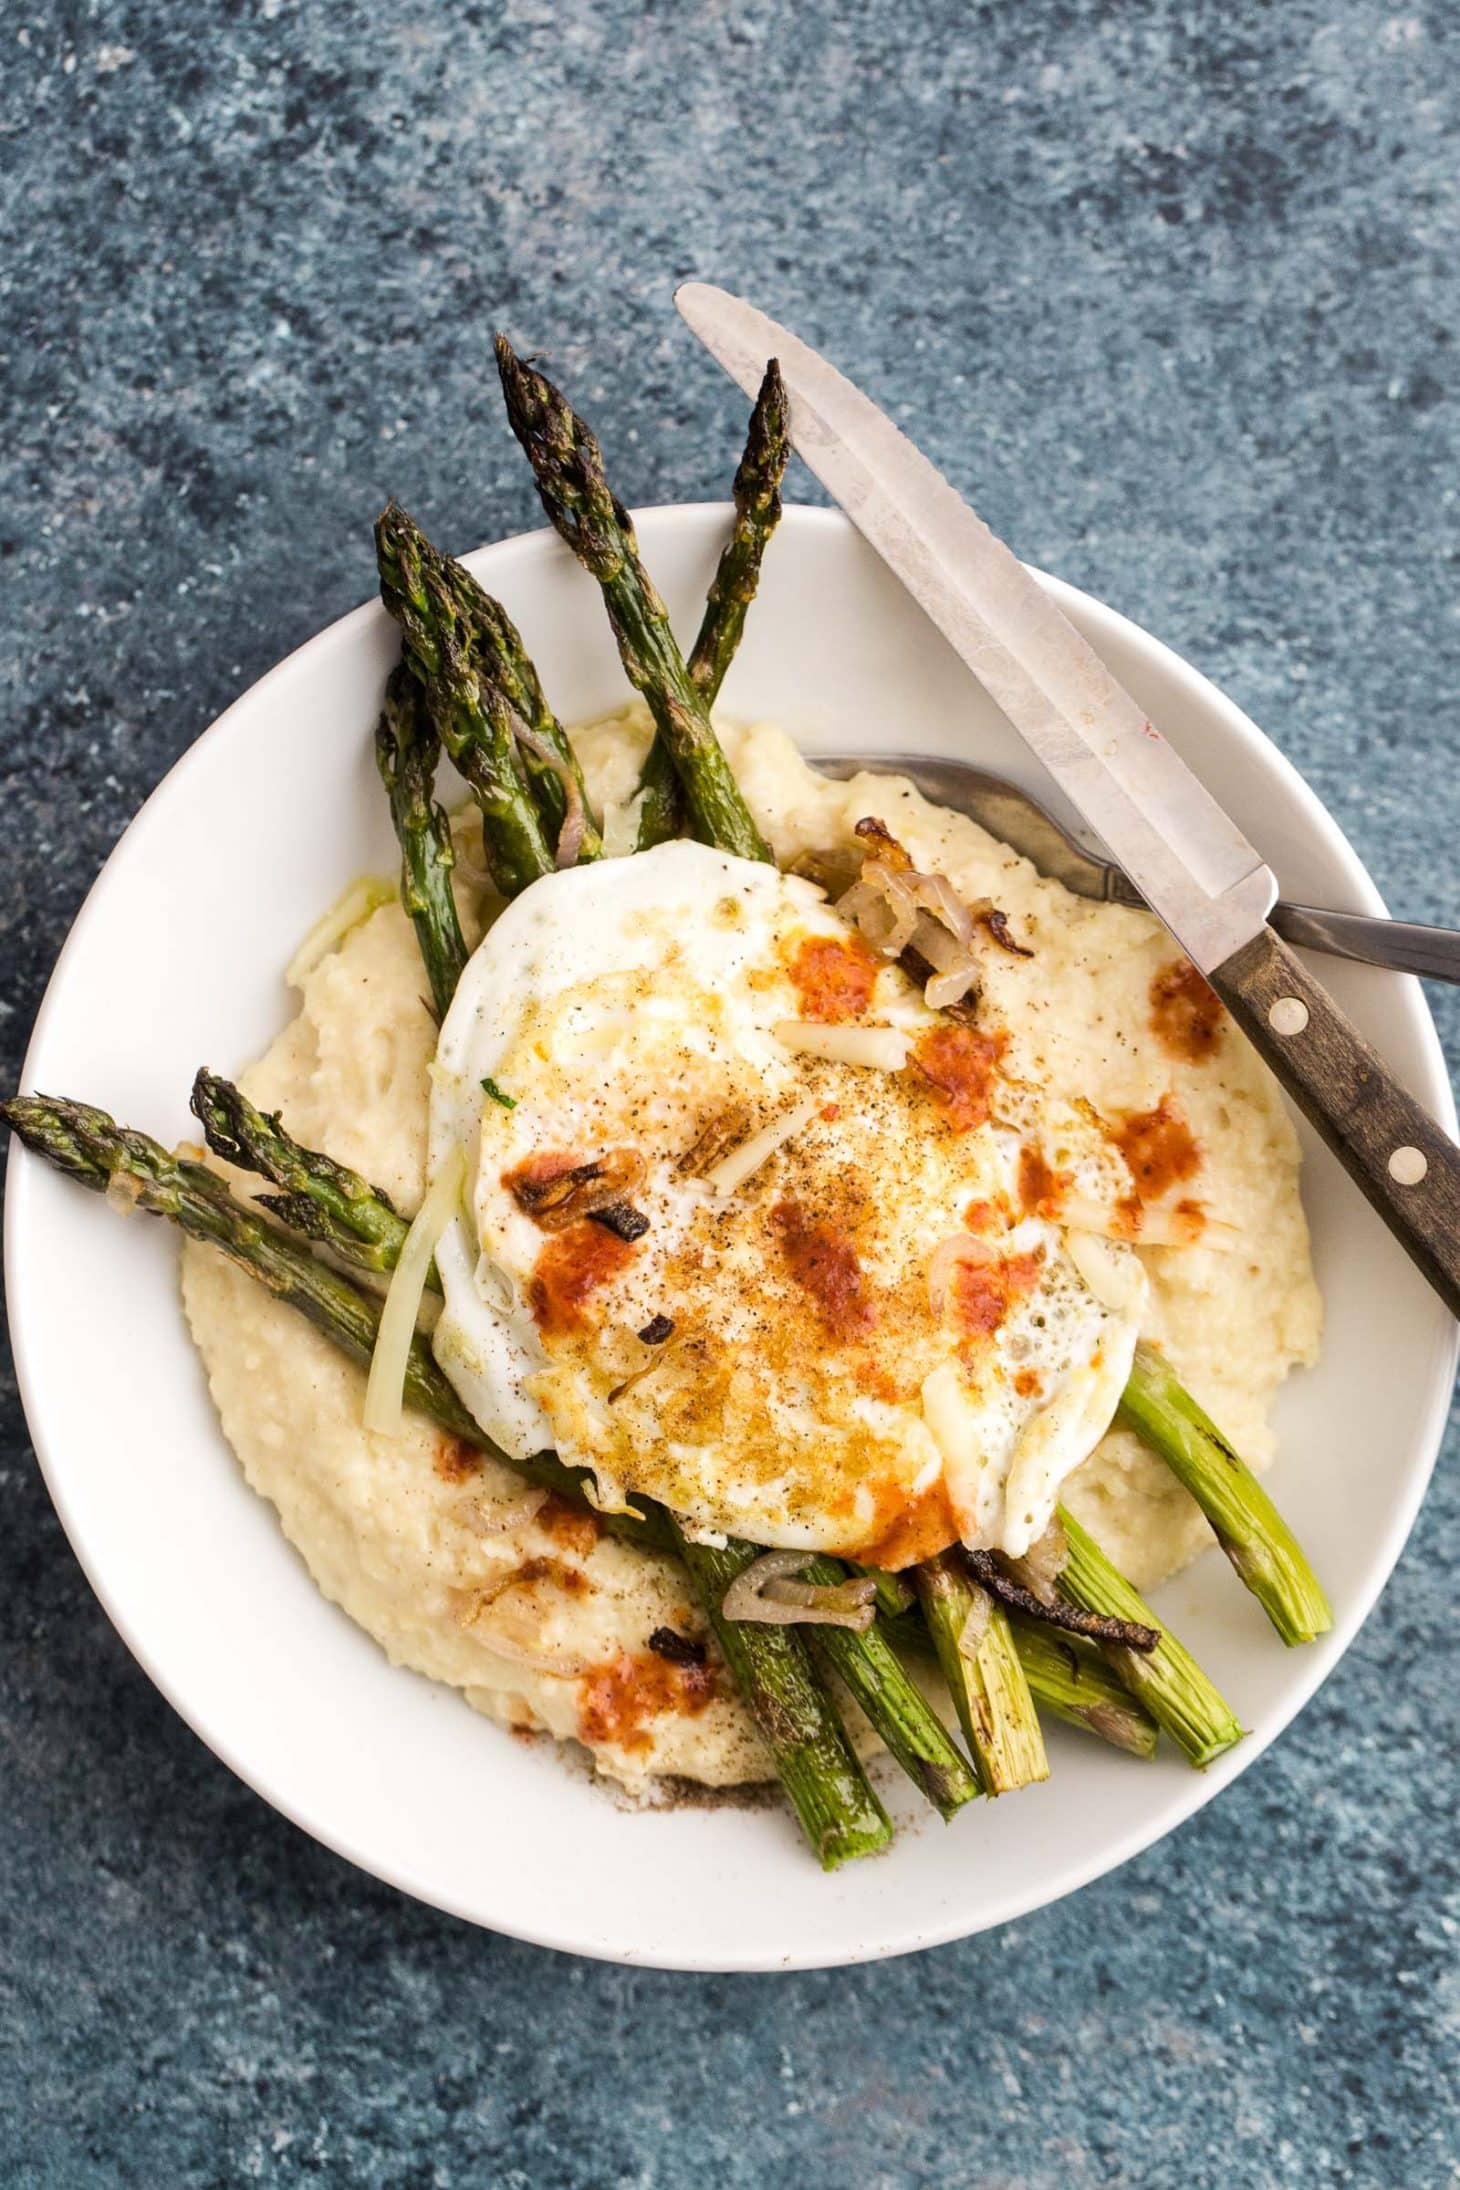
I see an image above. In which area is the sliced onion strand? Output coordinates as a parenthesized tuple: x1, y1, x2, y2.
(722, 1550, 877, 1631)
(459, 1486, 549, 1537)
(513, 721, 588, 870)
(836, 820, 1006, 1011)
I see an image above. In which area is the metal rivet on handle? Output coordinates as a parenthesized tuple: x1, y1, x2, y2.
(1268, 996, 1310, 1036)
(1388, 1145, 1429, 1186)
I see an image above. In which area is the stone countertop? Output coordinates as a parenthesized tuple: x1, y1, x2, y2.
(2, 3, 1456, 2183)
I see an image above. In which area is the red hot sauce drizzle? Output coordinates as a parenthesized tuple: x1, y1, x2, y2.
(856, 1478, 959, 1571)
(1018, 1144, 1071, 1220)
(789, 933, 879, 1022)
(949, 1248, 1045, 1345)
(1113, 1099, 1202, 1201)
(577, 1649, 717, 1755)
(912, 1025, 1008, 1132)
(1149, 958, 1226, 1064)
(768, 1199, 877, 1339)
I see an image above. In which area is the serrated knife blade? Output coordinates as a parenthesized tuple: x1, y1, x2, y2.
(675, 280, 1275, 975)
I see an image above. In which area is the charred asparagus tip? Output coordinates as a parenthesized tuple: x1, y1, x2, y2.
(375, 502, 555, 900)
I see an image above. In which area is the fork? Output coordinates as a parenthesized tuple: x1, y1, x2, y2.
(815, 753, 1460, 986)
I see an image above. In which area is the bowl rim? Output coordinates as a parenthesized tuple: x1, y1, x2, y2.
(7, 500, 1456, 1970)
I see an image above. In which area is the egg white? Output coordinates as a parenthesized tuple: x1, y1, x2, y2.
(428, 840, 1147, 1562)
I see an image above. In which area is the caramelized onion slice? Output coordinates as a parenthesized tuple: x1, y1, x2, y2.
(722, 1550, 878, 1631)
(836, 817, 1011, 1011)
(968, 1547, 1160, 1653)
(912, 869, 974, 946)
(459, 1485, 549, 1538)
(462, 1572, 599, 1678)
(509, 1148, 646, 1231)
(838, 865, 920, 956)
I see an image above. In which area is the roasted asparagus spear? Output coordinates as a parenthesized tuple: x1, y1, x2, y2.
(376, 502, 555, 898)
(374, 664, 469, 1020)
(495, 337, 771, 864)
(636, 360, 790, 850)
(915, 1549, 1049, 1794)
(1119, 1344, 1331, 1647)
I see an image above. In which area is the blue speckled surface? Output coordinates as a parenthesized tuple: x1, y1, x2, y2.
(3, 3, 1457, 2183)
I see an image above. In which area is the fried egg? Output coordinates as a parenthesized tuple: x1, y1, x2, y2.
(428, 840, 1148, 1564)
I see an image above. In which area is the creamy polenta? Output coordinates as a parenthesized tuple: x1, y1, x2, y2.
(181, 710, 1321, 1792)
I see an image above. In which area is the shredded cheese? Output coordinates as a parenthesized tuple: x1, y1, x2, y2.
(362, 1146, 467, 1436)
(1061, 1191, 1239, 1253)
(772, 1021, 912, 1070)
(704, 1094, 820, 1197)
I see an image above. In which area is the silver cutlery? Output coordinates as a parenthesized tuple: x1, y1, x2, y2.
(813, 753, 1460, 985)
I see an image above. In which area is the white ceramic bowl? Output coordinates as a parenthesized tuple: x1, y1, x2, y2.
(8, 507, 1456, 1971)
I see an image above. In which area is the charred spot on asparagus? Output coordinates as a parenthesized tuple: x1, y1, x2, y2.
(969, 1549, 1160, 1653)
(648, 1626, 707, 1668)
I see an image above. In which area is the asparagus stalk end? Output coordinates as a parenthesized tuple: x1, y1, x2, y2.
(1120, 1344, 1332, 1648)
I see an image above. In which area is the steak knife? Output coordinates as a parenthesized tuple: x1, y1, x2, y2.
(676, 282, 1460, 1318)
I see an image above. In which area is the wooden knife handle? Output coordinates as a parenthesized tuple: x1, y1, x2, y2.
(1209, 925, 1460, 1319)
